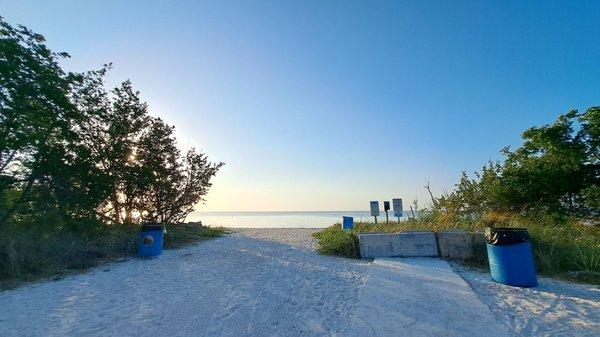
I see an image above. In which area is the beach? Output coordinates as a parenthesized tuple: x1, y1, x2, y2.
(0, 229, 369, 337)
(1, 228, 598, 336)
(3, 5, 599, 337)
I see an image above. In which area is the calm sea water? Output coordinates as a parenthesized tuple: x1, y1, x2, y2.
(186, 211, 412, 228)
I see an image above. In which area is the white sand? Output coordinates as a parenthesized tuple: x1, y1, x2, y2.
(454, 264, 600, 336)
(0, 229, 369, 337)
(1, 228, 598, 336)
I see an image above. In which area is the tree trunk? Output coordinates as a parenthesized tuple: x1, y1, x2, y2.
(113, 194, 121, 224)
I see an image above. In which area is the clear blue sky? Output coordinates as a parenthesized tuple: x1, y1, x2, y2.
(2, 1, 599, 211)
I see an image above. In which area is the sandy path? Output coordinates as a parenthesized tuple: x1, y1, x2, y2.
(0, 229, 369, 337)
(1, 228, 599, 336)
(347, 258, 509, 337)
(455, 265, 600, 336)
(234, 228, 322, 251)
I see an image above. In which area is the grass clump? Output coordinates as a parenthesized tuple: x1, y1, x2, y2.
(313, 212, 600, 285)
(164, 223, 228, 249)
(312, 225, 360, 258)
(0, 222, 226, 290)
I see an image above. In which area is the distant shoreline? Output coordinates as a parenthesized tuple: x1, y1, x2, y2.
(186, 210, 413, 228)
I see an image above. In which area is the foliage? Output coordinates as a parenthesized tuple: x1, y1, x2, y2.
(0, 17, 225, 287)
(315, 107, 600, 284)
(312, 226, 359, 258)
(163, 223, 227, 248)
(0, 17, 223, 230)
(0, 222, 226, 289)
(434, 107, 599, 216)
(0, 16, 88, 226)
(73, 72, 224, 225)
(313, 213, 600, 284)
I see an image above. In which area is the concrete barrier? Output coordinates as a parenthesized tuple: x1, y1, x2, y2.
(358, 231, 439, 259)
(436, 230, 473, 260)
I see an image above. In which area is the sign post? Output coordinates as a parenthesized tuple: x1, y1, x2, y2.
(370, 201, 380, 224)
(383, 201, 390, 224)
(393, 198, 403, 222)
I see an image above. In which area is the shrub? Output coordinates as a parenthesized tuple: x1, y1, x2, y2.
(312, 226, 360, 258)
(0, 222, 226, 289)
(313, 213, 600, 284)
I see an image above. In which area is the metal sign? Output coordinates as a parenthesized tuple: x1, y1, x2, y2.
(383, 201, 390, 223)
(393, 198, 403, 218)
(370, 201, 380, 217)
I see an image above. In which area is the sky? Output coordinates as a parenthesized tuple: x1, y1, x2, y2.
(2, 1, 599, 211)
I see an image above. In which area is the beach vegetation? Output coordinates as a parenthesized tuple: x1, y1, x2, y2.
(315, 107, 600, 284)
(0, 222, 226, 289)
(0, 18, 224, 287)
(314, 213, 600, 284)
(432, 107, 599, 217)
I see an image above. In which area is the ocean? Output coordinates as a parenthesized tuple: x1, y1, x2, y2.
(186, 211, 412, 228)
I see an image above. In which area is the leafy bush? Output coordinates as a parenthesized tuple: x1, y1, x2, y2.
(314, 213, 600, 284)
(313, 226, 360, 258)
(0, 17, 226, 288)
(0, 222, 226, 289)
(164, 223, 227, 248)
(0, 17, 223, 230)
(434, 107, 599, 216)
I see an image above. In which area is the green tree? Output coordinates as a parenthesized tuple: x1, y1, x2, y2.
(2, 18, 223, 228)
(74, 72, 223, 224)
(0, 17, 89, 227)
(136, 119, 223, 223)
(499, 108, 598, 213)
(433, 107, 599, 216)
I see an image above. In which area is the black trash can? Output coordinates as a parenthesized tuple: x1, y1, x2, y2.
(485, 228, 537, 287)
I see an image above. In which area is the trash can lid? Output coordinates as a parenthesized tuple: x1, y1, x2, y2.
(141, 223, 164, 232)
(485, 227, 530, 245)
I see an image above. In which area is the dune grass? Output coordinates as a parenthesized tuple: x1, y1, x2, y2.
(0, 222, 227, 290)
(313, 212, 600, 284)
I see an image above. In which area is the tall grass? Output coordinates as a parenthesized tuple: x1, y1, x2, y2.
(0, 223, 226, 290)
(313, 212, 600, 284)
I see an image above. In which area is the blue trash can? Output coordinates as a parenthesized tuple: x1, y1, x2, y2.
(342, 216, 354, 230)
(139, 223, 165, 257)
(486, 228, 537, 287)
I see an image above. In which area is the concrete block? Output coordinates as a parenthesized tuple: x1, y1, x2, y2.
(436, 230, 473, 260)
(346, 258, 510, 337)
(358, 231, 439, 259)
